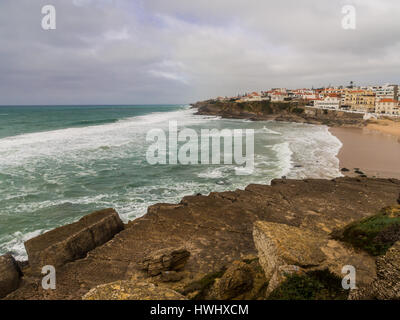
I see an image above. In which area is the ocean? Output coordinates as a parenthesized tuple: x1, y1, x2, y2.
(0, 105, 342, 260)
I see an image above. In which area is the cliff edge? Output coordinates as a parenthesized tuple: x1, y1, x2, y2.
(192, 100, 366, 127)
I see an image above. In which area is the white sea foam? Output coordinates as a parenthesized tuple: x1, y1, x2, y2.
(271, 142, 293, 177)
(283, 124, 342, 179)
(262, 126, 281, 135)
(0, 108, 202, 169)
(0, 108, 344, 259)
(197, 167, 225, 179)
(0, 229, 46, 261)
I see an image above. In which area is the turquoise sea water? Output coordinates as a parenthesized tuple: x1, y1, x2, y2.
(0, 105, 342, 259)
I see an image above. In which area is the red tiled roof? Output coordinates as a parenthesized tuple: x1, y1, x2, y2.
(378, 98, 397, 103)
(272, 92, 285, 95)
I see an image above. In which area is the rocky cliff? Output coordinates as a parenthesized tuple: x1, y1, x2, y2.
(192, 100, 366, 127)
(2, 177, 400, 300)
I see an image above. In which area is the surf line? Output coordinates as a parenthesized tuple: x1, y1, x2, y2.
(146, 121, 254, 175)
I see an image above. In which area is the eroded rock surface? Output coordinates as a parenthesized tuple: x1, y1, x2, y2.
(139, 248, 190, 276)
(24, 208, 124, 273)
(253, 221, 377, 295)
(5, 177, 400, 300)
(253, 221, 326, 279)
(83, 280, 186, 300)
(349, 241, 400, 300)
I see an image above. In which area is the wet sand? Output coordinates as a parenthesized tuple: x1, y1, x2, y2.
(330, 127, 400, 179)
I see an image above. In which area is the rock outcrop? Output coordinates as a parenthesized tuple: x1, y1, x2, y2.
(24, 208, 124, 273)
(253, 221, 326, 280)
(191, 100, 366, 127)
(83, 280, 186, 300)
(253, 221, 376, 296)
(5, 178, 400, 300)
(139, 248, 190, 276)
(0, 254, 22, 299)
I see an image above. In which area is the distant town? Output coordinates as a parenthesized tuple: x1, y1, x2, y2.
(213, 83, 400, 117)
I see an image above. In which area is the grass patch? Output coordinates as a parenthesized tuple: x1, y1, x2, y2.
(268, 270, 348, 300)
(334, 206, 400, 256)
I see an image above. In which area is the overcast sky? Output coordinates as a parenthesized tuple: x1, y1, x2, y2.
(0, 0, 399, 105)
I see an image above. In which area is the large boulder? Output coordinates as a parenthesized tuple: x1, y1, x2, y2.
(24, 208, 124, 273)
(253, 221, 326, 280)
(83, 280, 186, 300)
(0, 254, 22, 298)
(253, 221, 376, 295)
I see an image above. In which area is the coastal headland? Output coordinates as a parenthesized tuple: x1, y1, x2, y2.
(191, 100, 366, 127)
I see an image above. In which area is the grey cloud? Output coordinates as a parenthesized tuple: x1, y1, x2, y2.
(0, 0, 399, 105)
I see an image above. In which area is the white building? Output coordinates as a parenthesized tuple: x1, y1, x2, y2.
(301, 92, 317, 100)
(375, 84, 398, 101)
(241, 92, 262, 102)
(375, 99, 400, 115)
(314, 95, 341, 110)
(270, 92, 287, 102)
(271, 88, 287, 94)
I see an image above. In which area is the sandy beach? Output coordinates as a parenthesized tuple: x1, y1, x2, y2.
(330, 126, 400, 179)
(366, 119, 400, 139)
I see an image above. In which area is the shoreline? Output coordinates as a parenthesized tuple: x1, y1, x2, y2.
(329, 126, 400, 180)
(191, 100, 400, 180)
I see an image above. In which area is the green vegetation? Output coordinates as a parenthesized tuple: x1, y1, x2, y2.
(334, 206, 400, 256)
(268, 270, 348, 300)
